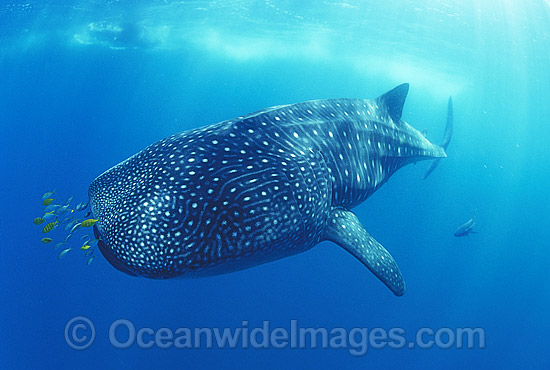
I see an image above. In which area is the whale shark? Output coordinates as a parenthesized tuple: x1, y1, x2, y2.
(89, 83, 452, 296)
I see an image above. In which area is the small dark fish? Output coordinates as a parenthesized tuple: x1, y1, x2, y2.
(41, 237, 53, 244)
(86, 256, 95, 265)
(58, 248, 71, 260)
(64, 196, 73, 205)
(64, 233, 74, 243)
(41, 190, 55, 200)
(65, 219, 79, 231)
(42, 212, 56, 221)
(44, 204, 61, 213)
(60, 217, 74, 225)
(75, 202, 89, 211)
(56, 205, 73, 216)
(85, 248, 94, 257)
(80, 234, 90, 240)
(84, 211, 92, 218)
(69, 222, 82, 234)
(33, 217, 44, 225)
(53, 242, 66, 250)
(87, 239, 99, 247)
(454, 215, 477, 237)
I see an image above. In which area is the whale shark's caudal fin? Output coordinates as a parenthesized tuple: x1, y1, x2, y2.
(423, 96, 453, 179)
(323, 208, 405, 296)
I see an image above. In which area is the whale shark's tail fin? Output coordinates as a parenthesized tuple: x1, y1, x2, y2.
(423, 96, 453, 179)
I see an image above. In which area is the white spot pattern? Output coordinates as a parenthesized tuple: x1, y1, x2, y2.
(89, 90, 442, 294)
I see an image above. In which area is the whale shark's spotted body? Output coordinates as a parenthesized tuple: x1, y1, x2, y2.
(90, 84, 451, 296)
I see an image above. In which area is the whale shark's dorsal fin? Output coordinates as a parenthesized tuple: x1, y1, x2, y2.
(323, 208, 405, 296)
(377, 83, 409, 122)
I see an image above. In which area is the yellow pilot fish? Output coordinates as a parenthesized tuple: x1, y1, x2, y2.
(42, 221, 58, 233)
(80, 219, 99, 227)
(42, 198, 54, 206)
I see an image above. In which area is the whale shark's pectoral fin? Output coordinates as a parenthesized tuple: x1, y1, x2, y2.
(323, 208, 405, 296)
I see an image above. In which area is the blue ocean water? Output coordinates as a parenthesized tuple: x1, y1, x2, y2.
(1, 1, 550, 369)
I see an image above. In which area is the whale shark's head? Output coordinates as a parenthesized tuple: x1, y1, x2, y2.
(88, 138, 187, 279)
(89, 154, 156, 278)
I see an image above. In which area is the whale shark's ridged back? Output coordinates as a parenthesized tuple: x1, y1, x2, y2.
(231, 97, 445, 208)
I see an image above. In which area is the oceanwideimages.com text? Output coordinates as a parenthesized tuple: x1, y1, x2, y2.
(65, 317, 485, 355)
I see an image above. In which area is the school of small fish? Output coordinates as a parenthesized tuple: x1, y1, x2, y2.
(35, 190, 99, 266)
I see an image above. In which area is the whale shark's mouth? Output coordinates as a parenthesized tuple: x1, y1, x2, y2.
(93, 225, 137, 277)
